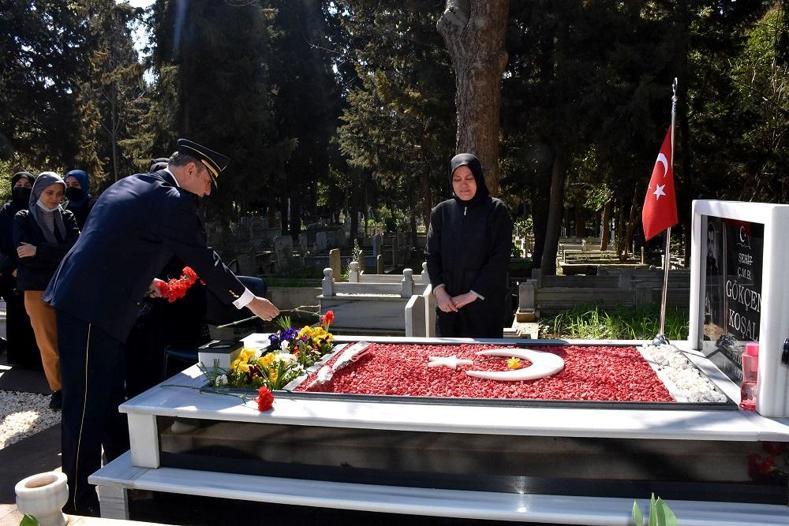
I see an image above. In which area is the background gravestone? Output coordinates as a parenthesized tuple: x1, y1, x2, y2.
(273, 236, 294, 272)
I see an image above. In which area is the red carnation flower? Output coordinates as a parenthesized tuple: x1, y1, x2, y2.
(183, 266, 197, 281)
(153, 266, 201, 303)
(321, 310, 335, 328)
(257, 386, 274, 412)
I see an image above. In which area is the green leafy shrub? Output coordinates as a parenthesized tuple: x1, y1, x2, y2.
(541, 305, 688, 340)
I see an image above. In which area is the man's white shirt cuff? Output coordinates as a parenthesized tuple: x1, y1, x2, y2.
(233, 288, 254, 309)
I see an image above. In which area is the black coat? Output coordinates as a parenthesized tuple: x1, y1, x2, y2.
(426, 195, 513, 337)
(66, 198, 96, 230)
(0, 201, 25, 281)
(44, 169, 247, 343)
(14, 209, 80, 291)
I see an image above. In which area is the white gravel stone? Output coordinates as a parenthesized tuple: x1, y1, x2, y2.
(639, 343, 728, 403)
(0, 390, 60, 449)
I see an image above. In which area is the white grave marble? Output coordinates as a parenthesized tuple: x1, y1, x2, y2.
(689, 200, 789, 417)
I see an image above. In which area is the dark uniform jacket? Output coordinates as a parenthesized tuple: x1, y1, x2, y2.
(14, 208, 80, 291)
(44, 170, 246, 343)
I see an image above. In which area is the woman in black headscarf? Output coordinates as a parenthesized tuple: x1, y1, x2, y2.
(14, 172, 80, 409)
(0, 171, 39, 366)
(63, 169, 96, 229)
(425, 153, 513, 338)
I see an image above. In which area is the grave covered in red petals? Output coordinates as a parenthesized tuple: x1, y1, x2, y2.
(292, 342, 698, 404)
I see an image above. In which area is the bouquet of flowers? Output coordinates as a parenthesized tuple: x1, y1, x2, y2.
(152, 266, 201, 302)
(202, 311, 336, 411)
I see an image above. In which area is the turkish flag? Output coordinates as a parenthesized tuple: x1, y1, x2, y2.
(642, 128, 678, 241)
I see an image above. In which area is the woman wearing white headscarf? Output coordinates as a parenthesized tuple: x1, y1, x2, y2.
(14, 172, 80, 409)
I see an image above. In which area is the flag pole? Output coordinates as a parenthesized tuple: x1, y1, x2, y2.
(655, 78, 678, 345)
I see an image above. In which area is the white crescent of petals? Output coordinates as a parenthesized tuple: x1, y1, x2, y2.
(465, 348, 565, 382)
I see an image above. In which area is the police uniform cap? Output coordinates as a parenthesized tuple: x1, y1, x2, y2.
(176, 138, 230, 186)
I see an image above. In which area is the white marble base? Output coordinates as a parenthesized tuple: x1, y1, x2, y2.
(121, 337, 789, 444)
(109, 335, 789, 524)
(90, 452, 789, 525)
(96, 483, 129, 521)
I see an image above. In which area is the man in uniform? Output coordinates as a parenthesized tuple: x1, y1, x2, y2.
(45, 139, 280, 515)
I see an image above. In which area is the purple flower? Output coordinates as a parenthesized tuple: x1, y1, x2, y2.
(269, 327, 298, 351)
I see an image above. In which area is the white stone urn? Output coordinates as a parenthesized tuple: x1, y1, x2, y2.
(15, 471, 68, 526)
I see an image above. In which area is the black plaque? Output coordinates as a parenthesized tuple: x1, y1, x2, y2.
(703, 216, 763, 382)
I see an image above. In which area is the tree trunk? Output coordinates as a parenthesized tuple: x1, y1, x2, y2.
(110, 89, 120, 181)
(599, 200, 612, 251)
(529, 143, 553, 269)
(621, 186, 639, 260)
(574, 207, 584, 239)
(437, 0, 509, 196)
(614, 205, 626, 257)
(420, 168, 433, 236)
(349, 202, 359, 245)
(409, 209, 418, 250)
(280, 198, 289, 236)
(540, 151, 567, 275)
(531, 194, 548, 269)
(289, 196, 300, 242)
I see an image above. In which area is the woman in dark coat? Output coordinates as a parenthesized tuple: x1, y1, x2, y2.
(0, 171, 39, 366)
(426, 153, 513, 338)
(14, 172, 80, 408)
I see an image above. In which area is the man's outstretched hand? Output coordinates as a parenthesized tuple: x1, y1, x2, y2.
(246, 296, 280, 321)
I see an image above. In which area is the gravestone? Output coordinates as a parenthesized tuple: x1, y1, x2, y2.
(273, 236, 293, 272)
(689, 200, 789, 417)
(329, 248, 341, 280)
(316, 231, 328, 252)
(349, 261, 360, 283)
(371, 234, 382, 258)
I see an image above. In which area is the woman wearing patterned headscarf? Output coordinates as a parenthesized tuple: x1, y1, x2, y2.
(14, 172, 80, 409)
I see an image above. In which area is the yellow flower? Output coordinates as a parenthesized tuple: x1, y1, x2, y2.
(238, 348, 256, 362)
(231, 347, 259, 374)
(258, 353, 276, 369)
(506, 357, 522, 370)
(232, 359, 250, 374)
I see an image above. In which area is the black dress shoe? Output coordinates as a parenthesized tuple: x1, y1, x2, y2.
(49, 390, 62, 410)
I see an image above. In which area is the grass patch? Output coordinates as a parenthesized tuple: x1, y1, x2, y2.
(540, 304, 689, 340)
